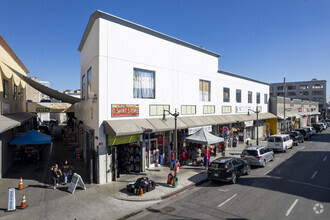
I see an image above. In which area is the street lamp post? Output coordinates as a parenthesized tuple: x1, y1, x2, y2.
(248, 107, 260, 146)
(163, 108, 180, 161)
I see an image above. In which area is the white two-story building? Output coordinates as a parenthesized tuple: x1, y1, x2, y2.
(76, 10, 274, 184)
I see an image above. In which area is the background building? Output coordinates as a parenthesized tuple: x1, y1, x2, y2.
(270, 79, 327, 111)
(269, 96, 319, 134)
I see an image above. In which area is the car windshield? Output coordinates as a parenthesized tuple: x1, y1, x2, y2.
(242, 150, 258, 156)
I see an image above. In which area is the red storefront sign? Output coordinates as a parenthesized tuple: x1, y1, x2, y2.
(112, 104, 139, 117)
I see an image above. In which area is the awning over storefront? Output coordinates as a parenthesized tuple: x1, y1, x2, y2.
(103, 112, 278, 137)
(151, 117, 188, 131)
(4, 63, 81, 104)
(179, 116, 205, 127)
(0, 113, 36, 134)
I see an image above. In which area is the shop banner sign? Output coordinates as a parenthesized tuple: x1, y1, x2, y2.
(7, 188, 16, 212)
(108, 134, 140, 146)
(68, 173, 86, 194)
(36, 107, 50, 112)
(112, 104, 139, 117)
(236, 106, 253, 113)
(188, 125, 212, 135)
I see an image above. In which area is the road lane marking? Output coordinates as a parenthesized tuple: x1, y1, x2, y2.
(218, 189, 228, 192)
(264, 169, 273, 176)
(286, 199, 299, 216)
(301, 146, 305, 149)
(218, 193, 237, 207)
(323, 156, 327, 162)
(311, 171, 318, 180)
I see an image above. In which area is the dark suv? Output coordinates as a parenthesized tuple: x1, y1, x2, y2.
(207, 157, 250, 184)
(312, 124, 322, 133)
(295, 128, 310, 140)
(287, 131, 304, 145)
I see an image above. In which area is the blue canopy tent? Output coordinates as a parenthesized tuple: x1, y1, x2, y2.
(10, 129, 51, 145)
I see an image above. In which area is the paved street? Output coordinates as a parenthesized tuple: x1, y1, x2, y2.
(131, 130, 330, 220)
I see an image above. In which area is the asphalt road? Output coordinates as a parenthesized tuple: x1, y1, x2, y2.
(131, 129, 330, 220)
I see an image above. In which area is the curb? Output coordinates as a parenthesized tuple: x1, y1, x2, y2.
(161, 177, 209, 200)
(111, 177, 209, 202)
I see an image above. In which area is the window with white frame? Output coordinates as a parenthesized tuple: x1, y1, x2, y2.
(87, 68, 92, 99)
(248, 91, 252, 103)
(312, 84, 323, 89)
(150, 104, 170, 116)
(81, 75, 86, 99)
(199, 80, 210, 101)
(222, 106, 231, 114)
(223, 88, 230, 102)
(203, 105, 215, 114)
(264, 94, 268, 104)
(3, 79, 8, 99)
(181, 105, 196, 115)
(133, 68, 155, 99)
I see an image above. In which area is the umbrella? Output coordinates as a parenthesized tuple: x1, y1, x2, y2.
(185, 128, 224, 145)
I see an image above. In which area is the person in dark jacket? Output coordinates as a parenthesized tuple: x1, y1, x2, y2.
(51, 164, 62, 189)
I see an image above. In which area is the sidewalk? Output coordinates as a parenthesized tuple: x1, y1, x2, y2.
(94, 154, 222, 202)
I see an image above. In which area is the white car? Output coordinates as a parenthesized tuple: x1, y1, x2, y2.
(267, 134, 293, 152)
(317, 122, 327, 130)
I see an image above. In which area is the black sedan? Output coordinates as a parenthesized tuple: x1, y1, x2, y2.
(287, 131, 304, 145)
(207, 157, 251, 184)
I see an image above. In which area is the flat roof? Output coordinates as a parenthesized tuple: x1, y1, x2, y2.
(270, 79, 327, 85)
(78, 10, 220, 58)
(218, 70, 269, 86)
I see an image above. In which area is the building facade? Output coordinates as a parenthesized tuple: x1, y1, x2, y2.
(270, 79, 327, 111)
(0, 35, 36, 178)
(75, 11, 275, 184)
(269, 96, 319, 134)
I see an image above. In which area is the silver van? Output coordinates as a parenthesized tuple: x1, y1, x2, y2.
(267, 134, 293, 152)
(241, 146, 274, 167)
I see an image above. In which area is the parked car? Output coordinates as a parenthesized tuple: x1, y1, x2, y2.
(207, 157, 251, 184)
(267, 134, 293, 152)
(295, 128, 311, 140)
(240, 146, 274, 167)
(287, 131, 304, 145)
(304, 126, 316, 136)
(312, 123, 323, 133)
(317, 122, 327, 130)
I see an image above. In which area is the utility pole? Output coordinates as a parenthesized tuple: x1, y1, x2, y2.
(283, 77, 286, 133)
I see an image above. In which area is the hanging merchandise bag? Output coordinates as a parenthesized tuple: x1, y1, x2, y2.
(172, 175, 178, 188)
(167, 173, 173, 185)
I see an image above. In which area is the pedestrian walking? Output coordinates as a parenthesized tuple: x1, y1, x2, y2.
(174, 160, 180, 176)
(203, 148, 210, 169)
(62, 160, 72, 184)
(51, 164, 62, 189)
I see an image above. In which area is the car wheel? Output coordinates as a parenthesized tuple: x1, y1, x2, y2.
(262, 160, 266, 167)
(245, 165, 251, 175)
(231, 172, 237, 184)
(283, 147, 287, 153)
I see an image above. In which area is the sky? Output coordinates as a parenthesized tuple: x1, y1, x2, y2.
(1, 0, 329, 101)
